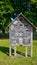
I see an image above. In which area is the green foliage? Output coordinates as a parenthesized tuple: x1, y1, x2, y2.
(10, 0, 37, 26)
(24, 11, 37, 26)
(0, 0, 37, 33)
(0, 0, 14, 33)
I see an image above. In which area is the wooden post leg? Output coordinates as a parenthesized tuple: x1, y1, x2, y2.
(14, 46, 16, 57)
(25, 47, 27, 58)
(9, 46, 11, 56)
(30, 29, 33, 57)
(31, 45, 32, 57)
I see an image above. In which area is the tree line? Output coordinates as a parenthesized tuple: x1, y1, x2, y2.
(0, 0, 37, 33)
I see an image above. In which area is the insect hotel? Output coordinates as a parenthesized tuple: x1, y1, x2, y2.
(8, 13, 36, 57)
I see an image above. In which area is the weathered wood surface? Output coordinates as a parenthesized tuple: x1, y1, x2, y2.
(9, 19, 32, 46)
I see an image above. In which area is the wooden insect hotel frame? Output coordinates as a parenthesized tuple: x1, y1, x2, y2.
(8, 13, 36, 57)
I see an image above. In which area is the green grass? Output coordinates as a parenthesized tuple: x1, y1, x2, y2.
(0, 39, 37, 65)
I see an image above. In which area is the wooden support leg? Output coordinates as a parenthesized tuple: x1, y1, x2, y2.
(14, 46, 16, 57)
(31, 45, 32, 57)
(9, 46, 11, 56)
(25, 47, 27, 58)
(31, 29, 33, 57)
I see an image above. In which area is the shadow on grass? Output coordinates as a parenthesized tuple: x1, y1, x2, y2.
(16, 51, 30, 57)
(0, 46, 9, 56)
(0, 46, 24, 56)
(0, 46, 13, 56)
(0, 46, 30, 57)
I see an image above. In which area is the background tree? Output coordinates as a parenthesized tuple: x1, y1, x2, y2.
(0, 0, 14, 33)
(0, 0, 37, 33)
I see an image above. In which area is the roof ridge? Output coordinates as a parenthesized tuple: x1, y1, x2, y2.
(6, 12, 36, 30)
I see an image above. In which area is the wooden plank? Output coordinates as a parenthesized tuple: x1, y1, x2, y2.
(25, 47, 27, 57)
(31, 29, 33, 57)
(14, 46, 16, 56)
(9, 46, 11, 56)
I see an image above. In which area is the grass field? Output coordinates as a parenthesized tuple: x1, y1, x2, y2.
(0, 39, 37, 65)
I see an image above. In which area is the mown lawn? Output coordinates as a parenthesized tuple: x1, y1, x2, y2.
(0, 39, 37, 65)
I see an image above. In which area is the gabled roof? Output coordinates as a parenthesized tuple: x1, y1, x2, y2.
(7, 13, 36, 29)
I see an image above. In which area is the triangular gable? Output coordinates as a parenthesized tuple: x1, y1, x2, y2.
(7, 13, 36, 29)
